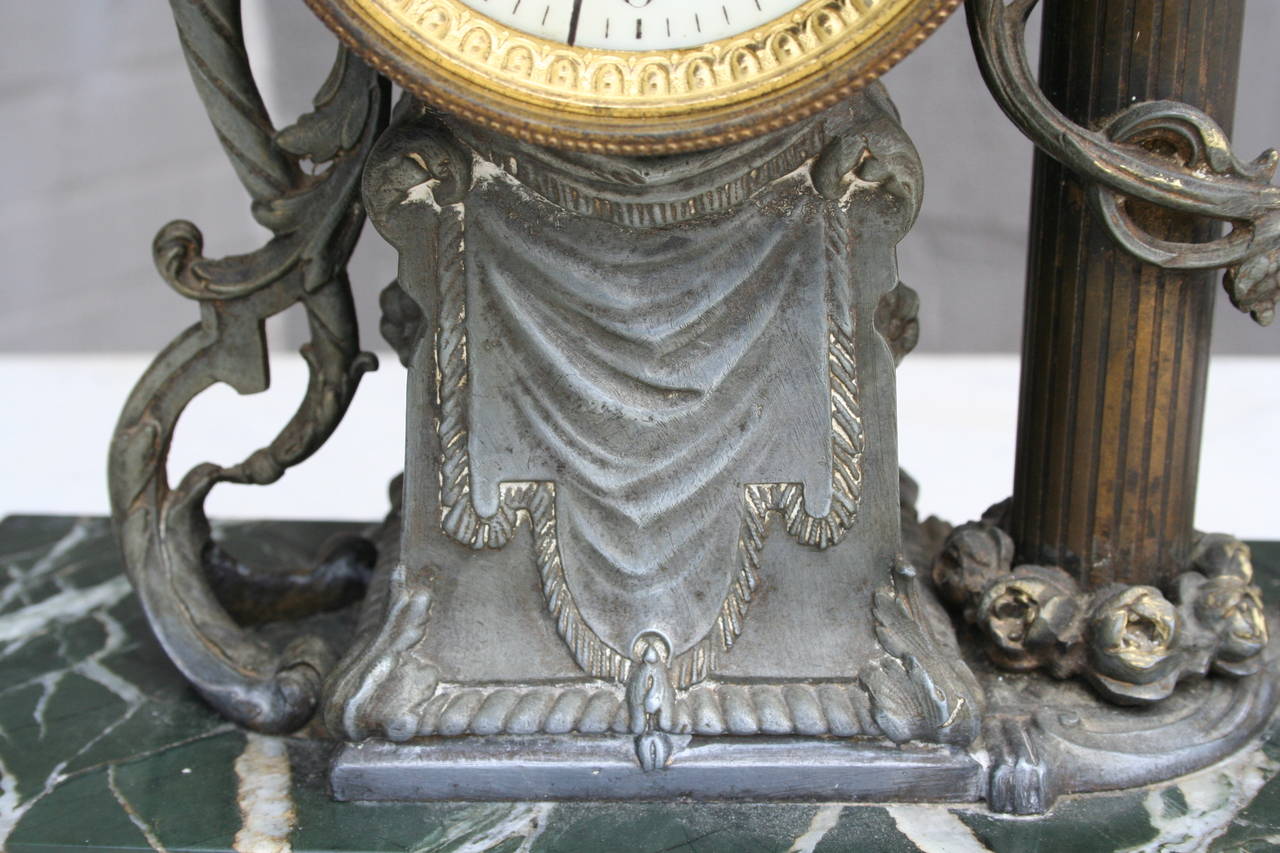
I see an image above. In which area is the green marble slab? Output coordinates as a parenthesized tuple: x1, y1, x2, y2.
(2, 515, 1278, 853)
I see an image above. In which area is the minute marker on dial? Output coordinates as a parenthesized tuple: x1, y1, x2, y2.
(453, 0, 841, 50)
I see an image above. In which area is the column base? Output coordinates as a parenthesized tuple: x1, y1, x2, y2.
(976, 636, 1279, 814)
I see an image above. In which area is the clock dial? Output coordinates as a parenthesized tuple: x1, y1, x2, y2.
(307, 0, 957, 153)
(475, 0, 814, 51)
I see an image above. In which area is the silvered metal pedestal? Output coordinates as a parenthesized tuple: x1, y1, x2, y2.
(322, 84, 993, 799)
(109, 0, 1280, 815)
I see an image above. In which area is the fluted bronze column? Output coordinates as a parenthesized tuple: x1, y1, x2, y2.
(1010, 0, 1245, 588)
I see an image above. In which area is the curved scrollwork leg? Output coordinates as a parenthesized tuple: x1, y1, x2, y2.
(108, 0, 388, 733)
(968, 0, 1280, 325)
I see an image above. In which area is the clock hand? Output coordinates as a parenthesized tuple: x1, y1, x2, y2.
(567, 0, 584, 45)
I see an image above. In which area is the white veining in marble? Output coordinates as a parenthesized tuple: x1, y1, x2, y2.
(0, 518, 92, 610)
(16, 605, 142, 744)
(787, 804, 844, 853)
(108, 764, 170, 852)
(30, 671, 60, 739)
(0, 750, 28, 848)
(414, 802, 555, 853)
(234, 734, 296, 853)
(0, 574, 129, 648)
(1128, 739, 1280, 852)
(886, 805, 993, 853)
(1, 517, 93, 618)
(79, 609, 145, 706)
(0, 735, 72, 850)
(0, 538, 152, 849)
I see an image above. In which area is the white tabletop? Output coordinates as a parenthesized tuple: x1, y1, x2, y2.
(1, 353, 1275, 540)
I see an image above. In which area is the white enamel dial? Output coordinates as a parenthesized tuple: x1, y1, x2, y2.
(462, 0, 810, 50)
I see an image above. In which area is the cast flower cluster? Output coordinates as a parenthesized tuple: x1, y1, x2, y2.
(932, 522, 1268, 704)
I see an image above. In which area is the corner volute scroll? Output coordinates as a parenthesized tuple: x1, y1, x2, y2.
(109, 0, 388, 733)
(360, 105, 473, 375)
(359, 103, 472, 366)
(362, 104, 474, 245)
(967, 0, 1280, 326)
(811, 82, 924, 256)
(811, 84, 923, 367)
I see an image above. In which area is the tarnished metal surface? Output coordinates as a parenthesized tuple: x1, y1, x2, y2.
(969, 0, 1280, 326)
(111, 0, 1280, 814)
(321, 89, 981, 761)
(965, 0, 1278, 590)
(331, 736, 986, 802)
(934, 514, 1268, 705)
(108, 0, 388, 733)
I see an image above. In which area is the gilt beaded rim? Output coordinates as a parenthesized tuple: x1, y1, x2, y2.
(306, 0, 957, 154)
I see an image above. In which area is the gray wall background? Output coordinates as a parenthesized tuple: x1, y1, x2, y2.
(3, 1, 1278, 355)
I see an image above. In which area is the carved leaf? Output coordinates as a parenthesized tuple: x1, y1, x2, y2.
(276, 50, 372, 162)
(864, 580, 978, 745)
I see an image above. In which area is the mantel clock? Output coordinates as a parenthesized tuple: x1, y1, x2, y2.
(107, 0, 1280, 818)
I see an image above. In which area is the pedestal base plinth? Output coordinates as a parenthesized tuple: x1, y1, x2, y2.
(331, 737, 984, 803)
(329, 650, 1280, 814)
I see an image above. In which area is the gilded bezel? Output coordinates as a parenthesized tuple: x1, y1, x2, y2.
(306, 0, 957, 153)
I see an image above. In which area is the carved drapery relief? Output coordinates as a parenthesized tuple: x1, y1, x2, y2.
(416, 99, 878, 689)
(426, 185, 867, 688)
